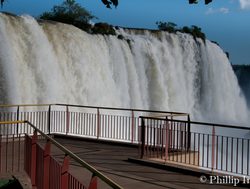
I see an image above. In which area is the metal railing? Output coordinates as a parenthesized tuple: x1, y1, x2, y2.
(0, 121, 25, 173)
(0, 120, 123, 189)
(1, 103, 250, 177)
(0, 104, 189, 144)
(139, 116, 250, 176)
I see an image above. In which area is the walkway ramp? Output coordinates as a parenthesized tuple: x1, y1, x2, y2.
(1, 104, 250, 188)
(53, 136, 247, 189)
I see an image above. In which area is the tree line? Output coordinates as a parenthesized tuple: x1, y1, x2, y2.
(156, 21, 206, 42)
(38, 0, 207, 41)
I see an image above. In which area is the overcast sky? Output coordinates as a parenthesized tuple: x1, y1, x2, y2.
(1, 0, 250, 65)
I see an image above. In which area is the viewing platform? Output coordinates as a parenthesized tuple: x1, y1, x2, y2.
(0, 104, 250, 188)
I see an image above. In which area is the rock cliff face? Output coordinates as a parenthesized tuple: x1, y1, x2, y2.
(0, 13, 249, 124)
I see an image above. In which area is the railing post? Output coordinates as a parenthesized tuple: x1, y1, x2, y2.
(61, 155, 69, 189)
(43, 141, 51, 189)
(88, 173, 97, 189)
(211, 126, 216, 172)
(31, 130, 38, 188)
(24, 135, 32, 177)
(140, 117, 145, 159)
(165, 117, 169, 161)
(16, 106, 20, 136)
(97, 108, 100, 139)
(0, 135, 2, 171)
(131, 110, 135, 143)
(169, 116, 173, 149)
(66, 106, 69, 135)
(47, 105, 51, 135)
(187, 115, 191, 151)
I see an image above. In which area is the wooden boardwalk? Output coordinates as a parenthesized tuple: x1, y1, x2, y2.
(52, 137, 248, 189)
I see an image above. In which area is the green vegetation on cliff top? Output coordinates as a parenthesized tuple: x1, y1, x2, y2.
(38, 0, 207, 41)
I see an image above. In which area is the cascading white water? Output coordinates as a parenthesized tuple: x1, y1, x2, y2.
(0, 13, 249, 125)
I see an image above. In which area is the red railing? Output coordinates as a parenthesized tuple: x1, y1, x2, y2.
(0, 121, 123, 189)
(139, 116, 250, 176)
(0, 121, 24, 173)
(0, 104, 188, 144)
(1, 103, 250, 179)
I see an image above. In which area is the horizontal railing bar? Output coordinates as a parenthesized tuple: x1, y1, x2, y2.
(167, 113, 188, 117)
(187, 131, 248, 140)
(147, 113, 188, 118)
(55, 103, 188, 115)
(0, 120, 26, 124)
(25, 121, 123, 189)
(140, 116, 250, 131)
(0, 103, 188, 115)
(0, 104, 53, 108)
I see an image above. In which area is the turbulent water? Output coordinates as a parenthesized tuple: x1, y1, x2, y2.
(0, 13, 249, 125)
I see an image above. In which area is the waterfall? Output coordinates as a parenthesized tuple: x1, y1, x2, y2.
(0, 13, 249, 125)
